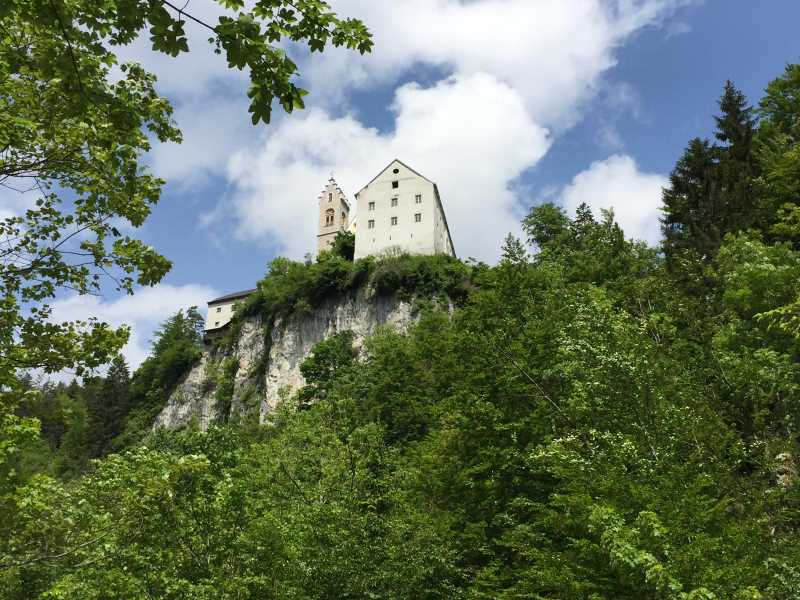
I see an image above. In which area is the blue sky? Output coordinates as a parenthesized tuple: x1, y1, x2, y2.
(23, 0, 800, 369)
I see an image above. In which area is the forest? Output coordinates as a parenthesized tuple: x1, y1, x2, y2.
(2, 60, 800, 597)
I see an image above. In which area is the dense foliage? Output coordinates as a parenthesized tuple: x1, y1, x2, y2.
(3, 62, 800, 599)
(236, 244, 472, 324)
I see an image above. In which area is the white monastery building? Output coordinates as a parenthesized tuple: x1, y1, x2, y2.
(205, 159, 455, 333)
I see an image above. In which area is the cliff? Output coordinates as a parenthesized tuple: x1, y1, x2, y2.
(153, 290, 416, 430)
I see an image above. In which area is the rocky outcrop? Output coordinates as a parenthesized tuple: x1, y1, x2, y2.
(153, 291, 415, 430)
(152, 353, 217, 430)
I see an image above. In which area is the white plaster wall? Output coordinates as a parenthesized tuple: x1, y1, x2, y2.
(205, 300, 237, 331)
(354, 160, 453, 259)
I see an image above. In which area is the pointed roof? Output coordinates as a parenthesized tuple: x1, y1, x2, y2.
(354, 158, 435, 197)
(318, 176, 350, 210)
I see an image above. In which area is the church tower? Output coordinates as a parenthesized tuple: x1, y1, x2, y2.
(317, 176, 351, 254)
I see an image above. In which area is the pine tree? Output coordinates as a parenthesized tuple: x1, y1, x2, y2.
(661, 81, 760, 263)
(661, 137, 719, 260)
(86, 355, 130, 457)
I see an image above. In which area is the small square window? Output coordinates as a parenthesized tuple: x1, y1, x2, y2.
(414, 213, 422, 222)
(214, 321, 220, 327)
(368, 219, 375, 229)
(391, 180, 399, 189)
(368, 201, 375, 211)
(391, 216, 398, 226)
(216, 307, 222, 313)
(391, 197, 398, 207)
(415, 194, 422, 204)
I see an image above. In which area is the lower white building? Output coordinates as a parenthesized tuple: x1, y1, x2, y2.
(204, 288, 255, 333)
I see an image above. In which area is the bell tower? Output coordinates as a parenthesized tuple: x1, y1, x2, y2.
(317, 176, 350, 254)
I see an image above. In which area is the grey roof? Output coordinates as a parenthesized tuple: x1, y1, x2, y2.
(207, 288, 257, 305)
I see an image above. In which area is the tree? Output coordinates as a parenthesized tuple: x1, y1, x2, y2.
(661, 81, 760, 263)
(328, 230, 356, 261)
(85, 355, 130, 458)
(0, 0, 372, 390)
(757, 63, 800, 246)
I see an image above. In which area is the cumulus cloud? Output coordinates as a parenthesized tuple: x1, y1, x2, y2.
(226, 73, 550, 261)
(149, 94, 255, 186)
(301, 0, 690, 127)
(48, 284, 217, 371)
(558, 154, 667, 245)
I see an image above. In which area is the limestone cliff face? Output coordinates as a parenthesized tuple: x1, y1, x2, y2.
(153, 291, 414, 430)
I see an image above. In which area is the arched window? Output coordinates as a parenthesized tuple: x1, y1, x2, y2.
(325, 208, 335, 227)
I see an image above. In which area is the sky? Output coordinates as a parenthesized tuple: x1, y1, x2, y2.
(9, 0, 800, 372)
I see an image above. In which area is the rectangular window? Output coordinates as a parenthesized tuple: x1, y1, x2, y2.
(391, 197, 398, 207)
(368, 201, 375, 211)
(415, 194, 422, 204)
(368, 219, 375, 229)
(328, 192, 332, 202)
(414, 213, 422, 222)
(216, 307, 222, 313)
(391, 180, 399, 189)
(391, 216, 398, 226)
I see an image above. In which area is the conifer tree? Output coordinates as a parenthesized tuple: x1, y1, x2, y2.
(661, 81, 760, 263)
(86, 355, 130, 458)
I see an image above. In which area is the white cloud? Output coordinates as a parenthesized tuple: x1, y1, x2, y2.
(302, 0, 689, 127)
(149, 94, 255, 186)
(226, 73, 550, 261)
(48, 284, 217, 371)
(558, 154, 667, 245)
(128, 0, 693, 184)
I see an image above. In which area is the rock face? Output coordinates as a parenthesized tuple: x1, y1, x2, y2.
(153, 291, 414, 430)
(152, 353, 216, 430)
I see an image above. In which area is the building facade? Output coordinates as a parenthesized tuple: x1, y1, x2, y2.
(204, 289, 255, 333)
(350, 159, 455, 260)
(316, 177, 351, 254)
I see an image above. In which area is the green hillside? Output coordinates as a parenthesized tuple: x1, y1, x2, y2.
(4, 65, 800, 598)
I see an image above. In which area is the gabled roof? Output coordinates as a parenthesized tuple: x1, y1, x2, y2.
(354, 158, 435, 197)
(207, 288, 257, 305)
(319, 177, 351, 210)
